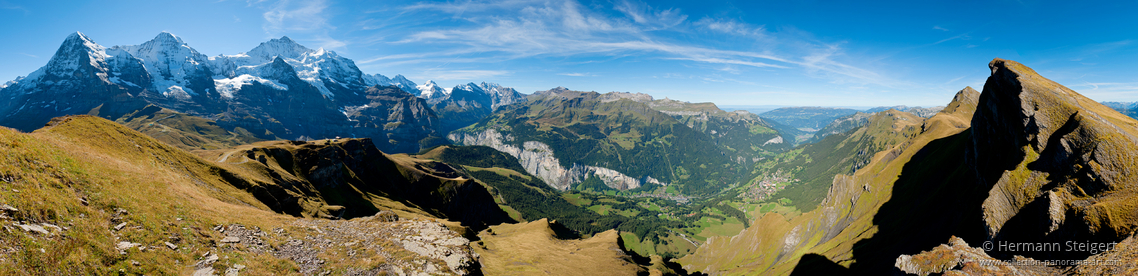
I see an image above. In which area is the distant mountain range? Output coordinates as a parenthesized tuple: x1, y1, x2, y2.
(0, 32, 521, 153)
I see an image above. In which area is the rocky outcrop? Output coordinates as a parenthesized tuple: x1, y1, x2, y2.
(448, 129, 653, 191)
(215, 214, 479, 275)
(969, 58, 1138, 254)
(894, 236, 1060, 275)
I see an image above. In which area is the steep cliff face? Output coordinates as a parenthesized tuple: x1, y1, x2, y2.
(970, 58, 1138, 250)
(447, 129, 648, 191)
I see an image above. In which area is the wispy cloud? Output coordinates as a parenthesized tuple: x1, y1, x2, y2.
(0, 0, 29, 15)
(18, 53, 37, 58)
(384, 0, 894, 87)
(933, 25, 949, 31)
(613, 0, 687, 29)
(258, 0, 345, 49)
(695, 17, 764, 37)
(934, 33, 971, 45)
(558, 72, 594, 77)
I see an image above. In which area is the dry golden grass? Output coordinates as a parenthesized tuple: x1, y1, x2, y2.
(472, 218, 645, 275)
(0, 116, 301, 274)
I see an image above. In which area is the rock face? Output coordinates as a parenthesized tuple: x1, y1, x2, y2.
(448, 129, 646, 191)
(969, 58, 1138, 255)
(0, 32, 444, 153)
(894, 236, 1060, 275)
(425, 82, 527, 134)
(344, 85, 445, 153)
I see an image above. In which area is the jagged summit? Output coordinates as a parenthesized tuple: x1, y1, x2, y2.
(246, 35, 312, 61)
(941, 86, 980, 115)
(417, 80, 447, 99)
(972, 58, 1138, 243)
(115, 32, 210, 97)
(152, 32, 184, 44)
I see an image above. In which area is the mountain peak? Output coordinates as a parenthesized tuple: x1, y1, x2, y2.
(940, 86, 980, 115)
(153, 32, 184, 44)
(65, 32, 93, 43)
(247, 36, 312, 61)
(61, 32, 102, 50)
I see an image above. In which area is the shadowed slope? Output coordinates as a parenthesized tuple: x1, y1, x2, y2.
(681, 59, 1138, 275)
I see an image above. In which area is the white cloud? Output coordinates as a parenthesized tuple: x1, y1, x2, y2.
(0, 0, 29, 15)
(695, 17, 764, 37)
(384, 0, 894, 87)
(258, 0, 346, 49)
(559, 72, 594, 77)
(262, 0, 329, 33)
(933, 25, 949, 31)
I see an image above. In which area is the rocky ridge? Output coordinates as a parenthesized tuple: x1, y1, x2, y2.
(969, 58, 1138, 259)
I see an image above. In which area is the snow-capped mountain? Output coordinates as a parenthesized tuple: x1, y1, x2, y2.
(421, 81, 528, 133)
(478, 82, 525, 109)
(115, 32, 212, 99)
(417, 80, 448, 101)
(0, 76, 22, 89)
(0, 32, 437, 152)
(0, 31, 526, 152)
(363, 73, 421, 95)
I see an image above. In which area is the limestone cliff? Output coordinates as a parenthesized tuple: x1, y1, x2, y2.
(448, 129, 651, 191)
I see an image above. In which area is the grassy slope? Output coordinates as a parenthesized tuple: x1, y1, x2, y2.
(415, 145, 760, 259)
(753, 110, 923, 212)
(642, 98, 790, 157)
(679, 89, 978, 275)
(195, 138, 514, 231)
(472, 219, 645, 275)
(0, 116, 294, 274)
(0, 115, 523, 274)
(115, 105, 264, 151)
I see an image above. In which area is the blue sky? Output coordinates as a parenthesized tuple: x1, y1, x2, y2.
(2, 0, 1138, 107)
